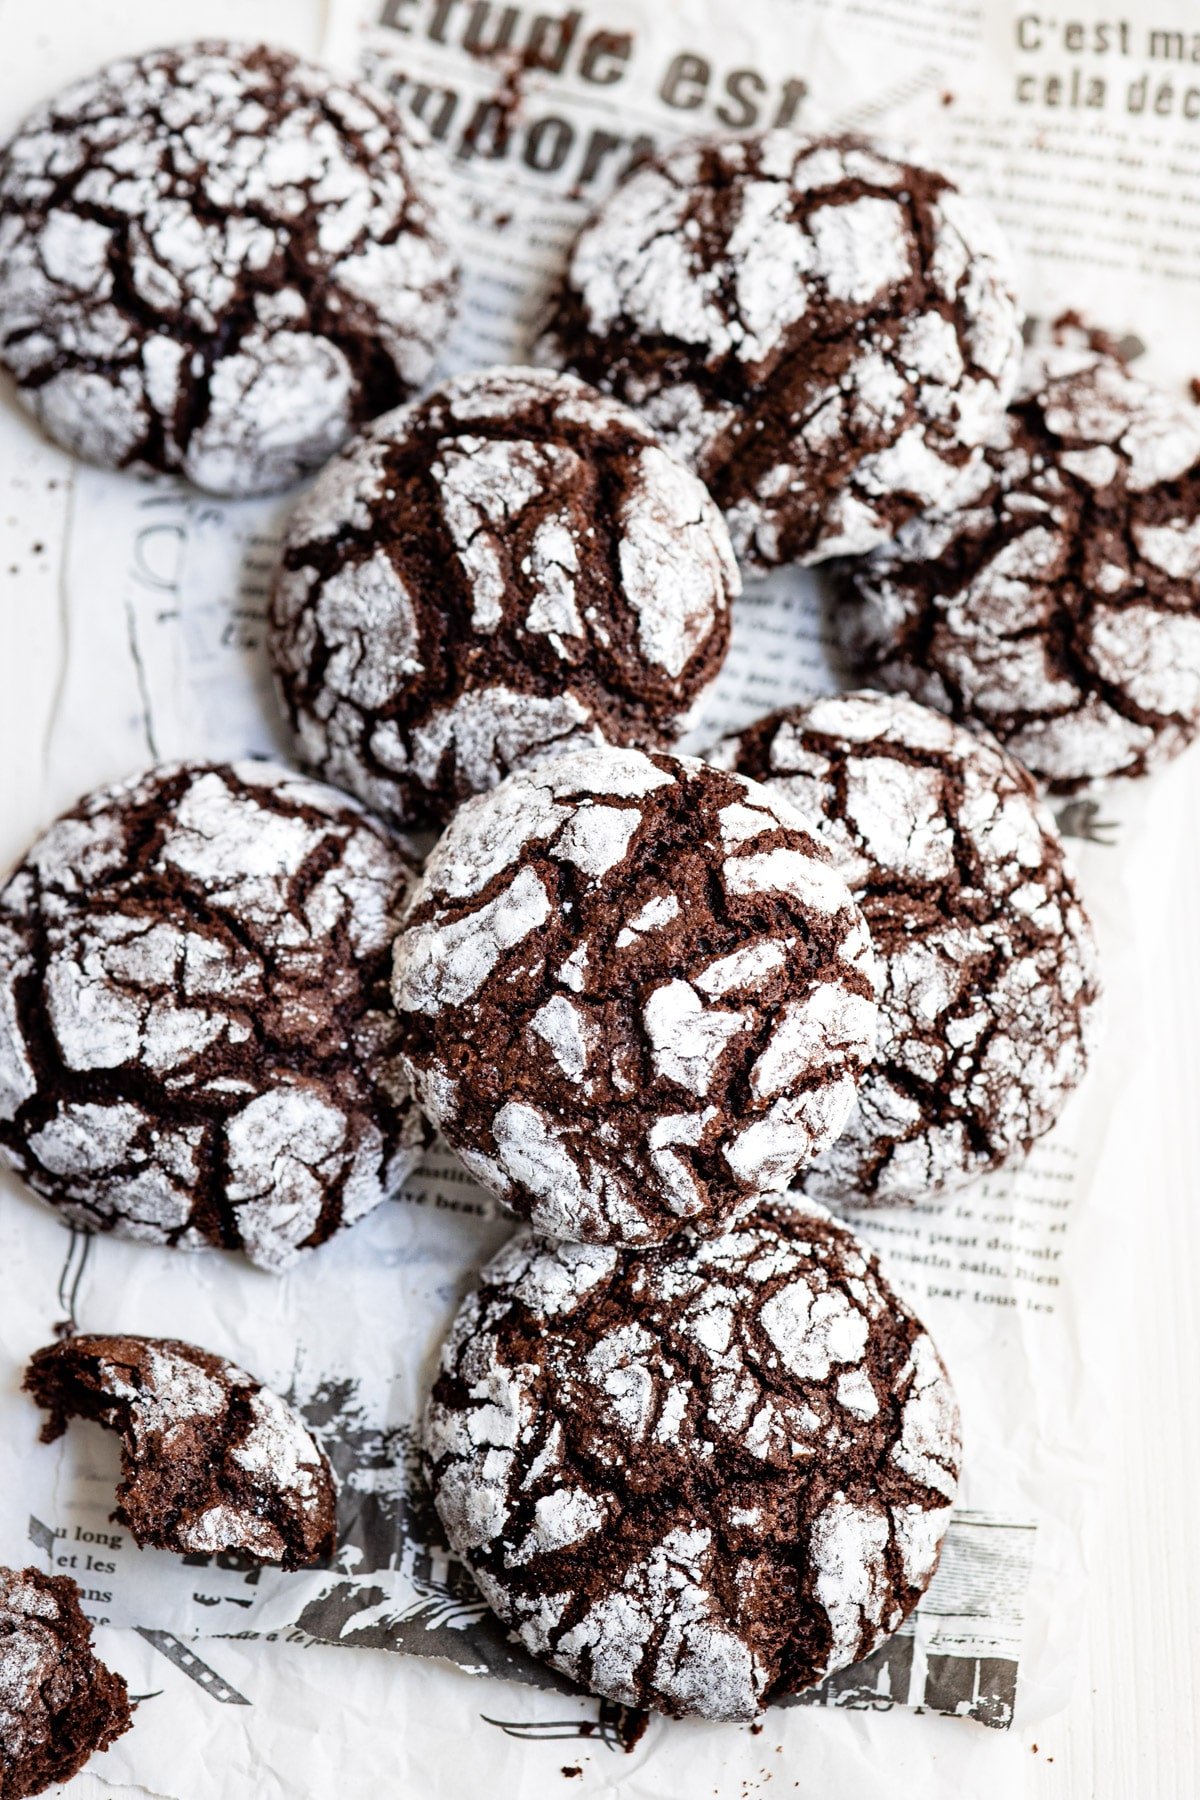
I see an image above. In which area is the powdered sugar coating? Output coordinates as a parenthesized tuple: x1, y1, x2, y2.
(271, 367, 738, 827)
(0, 1566, 132, 1792)
(0, 760, 428, 1270)
(424, 1197, 960, 1719)
(0, 42, 458, 494)
(840, 346, 1200, 790)
(539, 132, 1021, 569)
(712, 692, 1102, 1203)
(26, 1334, 336, 1569)
(392, 746, 878, 1246)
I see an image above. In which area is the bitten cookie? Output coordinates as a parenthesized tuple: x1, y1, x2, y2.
(270, 367, 739, 828)
(0, 1566, 132, 1799)
(838, 346, 1200, 791)
(425, 1198, 961, 1720)
(391, 746, 877, 1245)
(538, 132, 1021, 569)
(711, 692, 1102, 1203)
(0, 760, 428, 1271)
(0, 41, 458, 494)
(26, 1335, 336, 1568)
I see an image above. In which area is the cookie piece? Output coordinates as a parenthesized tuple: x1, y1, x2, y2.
(0, 42, 458, 494)
(838, 346, 1200, 791)
(425, 1198, 960, 1720)
(0, 1565, 132, 1798)
(0, 760, 428, 1271)
(538, 132, 1021, 569)
(26, 1334, 336, 1568)
(270, 366, 739, 828)
(711, 692, 1102, 1203)
(392, 746, 877, 1245)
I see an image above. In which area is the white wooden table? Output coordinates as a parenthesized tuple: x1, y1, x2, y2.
(0, 3, 1197, 1795)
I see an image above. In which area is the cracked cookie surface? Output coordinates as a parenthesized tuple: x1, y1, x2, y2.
(712, 692, 1102, 1204)
(838, 346, 1200, 790)
(0, 759, 428, 1270)
(391, 746, 877, 1246)
(0, 1565, 132, 1799)
(270, 366, 738, 828)
(0, 41, 458, 494)
(26, 1334, 336, 1569)
(424, 1198, 960, 1720)
(538, 132, 1021, 569)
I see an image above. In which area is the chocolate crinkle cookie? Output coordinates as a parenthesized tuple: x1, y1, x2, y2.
(270, 366, 739, 828)
(838, 346, 1200, 791)
(0, 1565, 132, 1798)
(0, 760, 429, 1271)
(392, 746, 878, 1246)
(711, 692, 1102, 1204)
(538, 132, 1022, 570)
(25, 1334, 336, 1569)
(425, 1198, 961, 1720)
(0, 41, 458, 494)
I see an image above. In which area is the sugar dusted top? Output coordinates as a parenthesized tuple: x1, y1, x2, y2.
(0, 41, 458, 493)
(540, 132, 1022, 568)
(393, 746, 878, 1245)
(271, 367, 738, 828)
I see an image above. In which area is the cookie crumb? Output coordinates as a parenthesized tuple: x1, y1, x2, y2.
(26, 1333, 338, 1569)
(1050, 309, 1134, 363)
(618, 1710, 649, 1753)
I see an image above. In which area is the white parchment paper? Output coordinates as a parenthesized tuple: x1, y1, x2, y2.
(3, 1, 1200, 1794)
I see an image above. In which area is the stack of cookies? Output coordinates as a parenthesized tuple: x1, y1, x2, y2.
(0, 32, 1195, 1783)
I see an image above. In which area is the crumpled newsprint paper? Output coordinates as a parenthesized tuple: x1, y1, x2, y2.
(2, 0, 1199, 1794)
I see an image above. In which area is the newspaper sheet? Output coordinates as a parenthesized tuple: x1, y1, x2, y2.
(3, 0, 1199, 1795)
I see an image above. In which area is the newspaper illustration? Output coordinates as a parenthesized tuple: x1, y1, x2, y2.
(3, 0, 1199, 1793)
